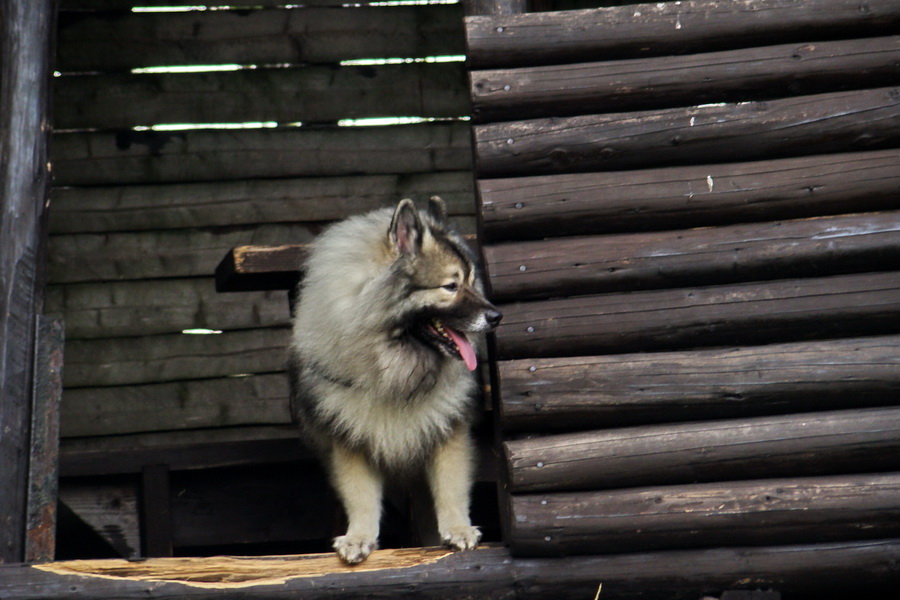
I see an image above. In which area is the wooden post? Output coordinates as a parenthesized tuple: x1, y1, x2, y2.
(0, 0, 58, 564)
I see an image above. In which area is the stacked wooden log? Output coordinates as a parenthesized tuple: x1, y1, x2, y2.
(466, 0, 900, 581)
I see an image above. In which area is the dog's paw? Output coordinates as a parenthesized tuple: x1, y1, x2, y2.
(441, 525, 481, 552)
(333, 534, 377, 564)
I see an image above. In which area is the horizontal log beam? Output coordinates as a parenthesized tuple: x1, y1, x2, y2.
(52, 122, 473, 186)
(49, 172, 475, 234)
(55, 63, 469, 130)
(472, 36, 900, 121)
(465, 0, 900, 68)
(495, 271, 900, 359)
(505, 406, 900, 493)
(474, 87, 900, 177)
(4, 541, 899, 599)
(46, 278, 290, 340)
(485, 211, 900, 301)
(497, 335, 900, 432)
(216, 245, 307, 293)
(509, 473, 900, 557)
(477, 149, 900, 241)
(61, 373, 291, 438)
(56, 5, 465, 72)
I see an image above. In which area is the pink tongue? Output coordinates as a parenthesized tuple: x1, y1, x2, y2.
(444, 326, 477, 371)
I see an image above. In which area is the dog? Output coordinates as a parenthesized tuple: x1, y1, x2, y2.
(288, 197, 502, 564)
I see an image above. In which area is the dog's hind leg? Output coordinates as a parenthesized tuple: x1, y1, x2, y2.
(427, 425, 481, 551)
(329, 443, 383, 564)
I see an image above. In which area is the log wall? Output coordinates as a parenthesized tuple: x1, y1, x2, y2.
(465, 0, 900, 592)
(48, 0, 480, 558)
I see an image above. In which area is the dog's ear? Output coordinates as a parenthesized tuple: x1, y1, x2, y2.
(390, 198, 423, 256)
(426, 195, 447, 223)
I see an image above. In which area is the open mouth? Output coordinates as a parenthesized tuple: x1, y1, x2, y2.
(421, 318, 478, 371)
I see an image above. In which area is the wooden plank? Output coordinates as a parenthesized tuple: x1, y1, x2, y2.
(4, 541, 898, 599)
(485, 211, 900, 301)
(63, 328, 289, 388)
(61, 0, 387, 8)
(56, 5, 465, 72)
(471, 36, 900, 122)
(477, 149, 900, 241)
(45, 278, 290, 340)
(25, 316, 64, 563)
(0, 0, 57, 564)
(465, 0, 900, 68)
(140, 464, 173, 557)
(495, 271, 900, 359)
(215, 245, 307, 293)
(60, 373, 291, 438)
(55, 62, 470, 130)
(497, 335, 900, 432)
(52, 122, 473, 186)
(474, 87, 900, 177)
(49, 172, 475, 234)
(505, 406, 900, 493)
(58, 482, 141, 559)
(509, 473, 900, 557)
(59, 426, 309, 477)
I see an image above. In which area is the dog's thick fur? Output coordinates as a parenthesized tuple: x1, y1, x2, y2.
(288, 197, 501, 564)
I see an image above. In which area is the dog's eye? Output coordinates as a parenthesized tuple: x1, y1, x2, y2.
(442, 282, 459, 292)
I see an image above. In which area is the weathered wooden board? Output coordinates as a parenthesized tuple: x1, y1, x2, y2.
(4, 541, 898, 599)
(59, 482, 141, 559)
(475, 87, 900, 177)
(472, 36, 900, 121)
(60, 0, 361, 8)
(63, 327, 289, 388)
(52, 122, 473, 186)
(56, 4, 465, 73)
(509, 472, 900, 557)
(60, 426, 309, 477)
(466, 0, 900, 68)
(505, 406, 900, 493)
(215, 245, 307, 293)
(485, 211, 900, 301)
(45, 278, 290, 339)
(495, 271, 900, 359)
(497, 335, 900, 432)
(61, 373, 291, 438)
(477, 149, 900, 240)
(55, 62, 470, 131)
(49, 172, 475, 234)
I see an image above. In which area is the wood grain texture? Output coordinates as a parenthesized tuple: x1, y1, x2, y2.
(471, 36, 900, 121)
(497, 335, 900, 432)
(477, 149, 900, 240)
(509, 472, 900, 556)
(474, 87, 900, 177)
(495, 271, 900, 359)
(466, 0, 900, 68)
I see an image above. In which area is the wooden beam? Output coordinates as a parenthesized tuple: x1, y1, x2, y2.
(509, 473, 900, 557)
(474, 87, 900, 177)
(52, 122, 473, 186)
(495, 271, 900, 359)
(505, 406, 900, 493)
(0, 0, 57, 564)
(477, 149, 900, 241)
(216, 245, 307, 293)
(3, 541, 898, 599)
(471, 36, 900, 121)
(56, 4, 465, 72)
(465, 0, 900, 68)
(485, 211, 900, 301)
(497, 335, 900, 432)
(140, 465, 173, 557)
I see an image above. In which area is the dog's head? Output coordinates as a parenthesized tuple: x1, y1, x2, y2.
(388, 197, 502, 371)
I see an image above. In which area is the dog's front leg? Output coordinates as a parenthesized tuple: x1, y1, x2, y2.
(329, 443, 383, 564)
(427, 425, 481, 551)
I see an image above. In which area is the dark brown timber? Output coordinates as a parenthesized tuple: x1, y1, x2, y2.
(474, 87, 900, 177)
(497, 335, 900, 432)
(509, 472, 900, 557)
(471, 36, 900, 121)
(466, 0, 900, 68)
(494, 271, 900, 359)
(477, 149, 900, 240)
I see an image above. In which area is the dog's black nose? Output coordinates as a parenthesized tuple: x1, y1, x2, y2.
(486, 309, 503, 329)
